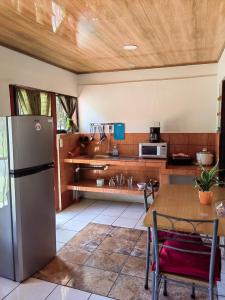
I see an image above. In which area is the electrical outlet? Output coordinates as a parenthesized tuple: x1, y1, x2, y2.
(59, 139, 63, 148)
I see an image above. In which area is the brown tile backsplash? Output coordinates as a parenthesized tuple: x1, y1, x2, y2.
(81, 132, 219, 159)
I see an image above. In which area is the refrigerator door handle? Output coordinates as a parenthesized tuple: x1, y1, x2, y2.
(10, 163, 54, 178)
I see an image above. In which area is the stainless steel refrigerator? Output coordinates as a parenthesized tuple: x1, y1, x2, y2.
(0, 116, 56, 282)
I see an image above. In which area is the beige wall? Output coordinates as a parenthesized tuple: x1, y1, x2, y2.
(0, 46, 78, 116)
(0, 45, 219, 134)
(218, 48, 225, 96)
(78, 64, 217, 133)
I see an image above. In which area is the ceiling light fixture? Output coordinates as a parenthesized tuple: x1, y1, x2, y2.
(123, 44, 138, 51)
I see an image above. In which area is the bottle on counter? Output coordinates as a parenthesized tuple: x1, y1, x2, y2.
(112, 144, 119, 157)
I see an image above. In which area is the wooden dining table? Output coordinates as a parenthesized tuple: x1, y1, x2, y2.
(143, 184, 225, 236)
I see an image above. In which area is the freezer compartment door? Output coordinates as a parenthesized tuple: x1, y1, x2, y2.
(0, 117, 14, 280)
(8, 116, 53, 170)
(11, 167, 56, 282)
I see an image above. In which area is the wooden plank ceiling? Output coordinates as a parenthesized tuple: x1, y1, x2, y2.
(0, 0, 225, 73)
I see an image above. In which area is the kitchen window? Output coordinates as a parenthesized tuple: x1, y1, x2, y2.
(15, 87, 51, 116)
(12, 86, 79, 133)
(56, 94, 79, 133)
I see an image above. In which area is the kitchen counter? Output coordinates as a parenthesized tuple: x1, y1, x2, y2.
(64, 155, 202, 174)
(64, 155, 167, 168)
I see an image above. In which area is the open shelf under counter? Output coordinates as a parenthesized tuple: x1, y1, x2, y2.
(161, 164, 203, 176)
(66, 180, 145, 195)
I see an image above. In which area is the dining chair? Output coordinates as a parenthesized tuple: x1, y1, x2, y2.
(143, 184, 193, 289)
(144, 185, 180, 289)
(143, 185, 154, 289)
(151, 210, 221, 300)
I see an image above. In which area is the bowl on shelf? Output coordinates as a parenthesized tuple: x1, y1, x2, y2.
(196, 148, 214, 166)
(215, 201, 225, 217)
(96, 178, 104, 187)
(137, 182, 146, 190)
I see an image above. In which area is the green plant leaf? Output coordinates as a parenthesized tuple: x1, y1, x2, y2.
(194, 162, 222, 191)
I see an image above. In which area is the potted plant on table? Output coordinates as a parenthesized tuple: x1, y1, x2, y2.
(194, 162, 222, 205)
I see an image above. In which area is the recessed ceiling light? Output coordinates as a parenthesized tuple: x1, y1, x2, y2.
(123, 44, 138, 51)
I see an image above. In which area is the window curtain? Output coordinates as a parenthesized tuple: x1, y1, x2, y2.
(59, 95, 78, 132)
(17, 89, 32, 114)
(25, 89, 41, 115)
(40, 92, 51, 116)
(16, 88, 51, 116)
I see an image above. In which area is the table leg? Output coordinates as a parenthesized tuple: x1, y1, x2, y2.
(145, 227, 151, 289)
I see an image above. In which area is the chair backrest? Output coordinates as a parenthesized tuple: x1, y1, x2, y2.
(152, 210, 219, 286)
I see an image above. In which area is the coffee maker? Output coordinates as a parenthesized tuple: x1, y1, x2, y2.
(149, 121, 160, 142)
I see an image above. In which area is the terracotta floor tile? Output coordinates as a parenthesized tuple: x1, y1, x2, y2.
(68, 232, 105, 252)
(58, 245, 92, 266)
(35, 257, 73, 285)
(81, 223, 114, 237)
(98, 236, 136, 255)
(85, 249, 128, 273)
(121, 256, 146, 278)
(110, 227, 142, 242)
(67, 265, 118, 296)
(131, 232, 147, 258)
(109, 274, 151, 300)
(159, 282, 208, 299)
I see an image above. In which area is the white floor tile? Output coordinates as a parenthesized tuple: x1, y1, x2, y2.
(134, 223, 147, 231)
(120, 209, 144, 219)
(57, 210, 79, 219)
(73, 212, 98, 222)
(221, 259, 225, 274)
(0, 277, 19, 299)
(81, 201, 111, 214)
(56, 229, 77, 243)
(88, 200, 112, 208)
(56, 242, 65, 252)
(63, 200, 95, 213)
(81, 206, 107, 215)
(92, 215, 118, 225)
(56, 215, 70, 228)
(101, 205, 128, 217)
(129, 203, 144, 210)
(62, 219, 89, 231)
(4, 278, 56, 300)
(46, 285, 90, 300)
(113, 217, 137, 228)
(89, 294, 115, 300)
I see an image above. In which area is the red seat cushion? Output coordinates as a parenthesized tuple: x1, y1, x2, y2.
(150, 230, 178, 242)
(152, 240, 221, 282)
(151, 230, 202, 243)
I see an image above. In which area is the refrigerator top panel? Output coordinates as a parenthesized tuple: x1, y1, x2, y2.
(7, 116, 53, 171)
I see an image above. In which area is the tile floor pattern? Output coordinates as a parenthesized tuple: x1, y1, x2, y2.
(36, 223, 221, 300)
(0, 199, 225, 299)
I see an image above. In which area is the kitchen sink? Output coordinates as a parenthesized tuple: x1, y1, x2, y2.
(91, 154, 112, 159)
(90, 155, 138, 160)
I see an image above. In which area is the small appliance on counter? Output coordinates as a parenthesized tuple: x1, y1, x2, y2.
(196, 148, 214, 166)
(112, 144, 119, 157)
(149, 121, 160, 142)
(139, 142, 167, 159)
(170, 153, 193, 165)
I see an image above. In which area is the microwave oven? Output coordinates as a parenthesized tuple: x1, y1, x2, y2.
(139, 142, 167, 159)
